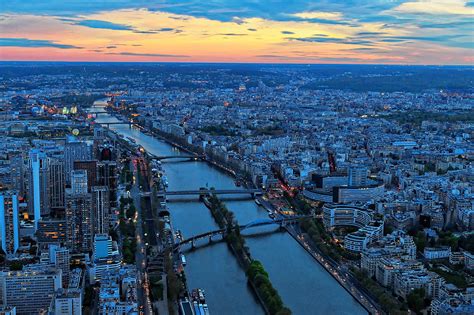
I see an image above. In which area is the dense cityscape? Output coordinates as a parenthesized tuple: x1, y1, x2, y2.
(0, 63, 472, 315)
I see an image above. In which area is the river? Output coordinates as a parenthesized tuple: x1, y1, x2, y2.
(91, 100, 366, 315)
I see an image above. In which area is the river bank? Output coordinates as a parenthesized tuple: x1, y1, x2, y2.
(91, 99, 367, 315)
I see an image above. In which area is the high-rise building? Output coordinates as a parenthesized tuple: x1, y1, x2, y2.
(49, 245, 70, 288)
(0, 191, 19, 256)
(90, 235, 120, 283)
(97, 161, 118, 208)
(93, 234, 114, 260)
(91, 186, 110, 236)
(73, 160, 97, 190)
(7, 151, 24, 197)
(0, 268, 62, 314)
(65, 188, 92, 253)
(348, 165, 368, 187)
(64, 137, 92, 185)
(28, 149, 49, 229)
(48, 158, 65, 211)
(70, 170, 88, 195)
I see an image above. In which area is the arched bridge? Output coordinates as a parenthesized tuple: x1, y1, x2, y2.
(173, 215, 312, 250)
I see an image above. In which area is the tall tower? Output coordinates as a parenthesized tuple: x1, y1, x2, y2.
(8, 151, 25, 197)
(48, 157, 65, 212)
(28, 149, 49, 230)
(91, 186, 110, 236)
(0, 191, 20, 256)
(97, 161, 118, 208)
(65, 188, 93, 253)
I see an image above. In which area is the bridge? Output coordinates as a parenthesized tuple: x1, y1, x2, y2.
(173, 215, 312, 250)
(149, 154, 204, 161)
(158, 188, 262, 197)
(93, 121, 138, 129)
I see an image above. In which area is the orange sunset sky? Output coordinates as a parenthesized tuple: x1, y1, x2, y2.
(1, 0, 473, 64)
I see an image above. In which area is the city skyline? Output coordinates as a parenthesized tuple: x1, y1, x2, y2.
(1, 0, 473, 64)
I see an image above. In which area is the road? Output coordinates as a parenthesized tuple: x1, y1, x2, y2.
(131, 158, 153, 314)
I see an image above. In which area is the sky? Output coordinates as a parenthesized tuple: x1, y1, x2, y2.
(0, 0, 473, 64)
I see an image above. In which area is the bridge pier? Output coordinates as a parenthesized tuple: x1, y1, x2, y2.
(191, 238, 195, 249)
(208, 235, 213, 243)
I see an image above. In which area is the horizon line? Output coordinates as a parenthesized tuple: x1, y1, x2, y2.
(0, 60, 472, 67)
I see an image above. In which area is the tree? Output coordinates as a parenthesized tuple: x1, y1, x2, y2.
(10, 260, 23, 271)
(407, 288, 426, 314)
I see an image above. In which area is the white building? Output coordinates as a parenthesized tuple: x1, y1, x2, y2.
(424, 247, 452, 260)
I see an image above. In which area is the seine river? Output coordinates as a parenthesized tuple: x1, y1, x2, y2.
(92, 100, 366, 315)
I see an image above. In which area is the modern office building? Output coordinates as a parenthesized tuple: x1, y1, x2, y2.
(323, 203, 384, 252)
(0, 191, 19, 256)
(304, 172, 384, 204)
(97, 161, 118, 208)
(0, 268, 62, 314)
(7, 151, 24, 197)
(65, 188, 93, 252)
(90, 234, 121, 283)
(28, 149, 49, 229)
(91, 186, 110, 235)
(64, 138, 92, 185)
(48, 157, 65, 211)
(93, 234, 114, 260)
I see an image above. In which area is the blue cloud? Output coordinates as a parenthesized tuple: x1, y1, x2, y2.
(1, 0, 472, 52)
(281, 31, 295, 34)
(1, 1, 403, 22)
(75, 19, 132, 31)
(0, 37, 81, 49)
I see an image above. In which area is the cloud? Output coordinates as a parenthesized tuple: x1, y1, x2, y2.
(287, 36, 374, 46)
(356, 31, 387, 36)
(75, 19, 133, 31)
(247, 28, 257, 31)
(217, 33, 248, 36)
(290, 11, 343, 20)
(109, 52, 189, 58)
(0, 37, 81, 49)
(281, 31, 295, 34)
(389, 0, 474, 16)
(133, 30, 159, 34)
